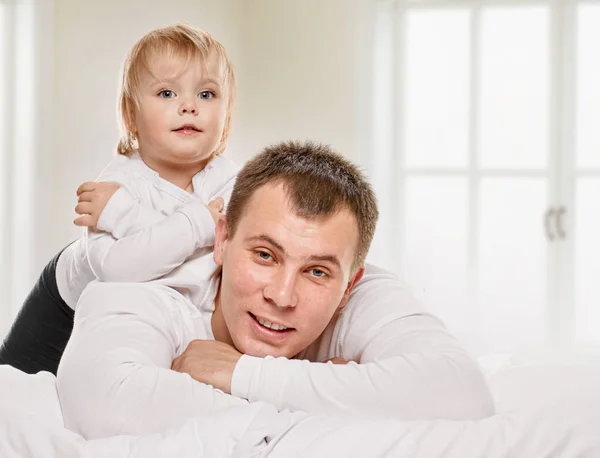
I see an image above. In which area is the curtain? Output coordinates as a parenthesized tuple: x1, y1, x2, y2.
(0, 0, 54, 338)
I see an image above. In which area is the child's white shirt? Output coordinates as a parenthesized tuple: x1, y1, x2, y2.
(55, 151, 239, 309)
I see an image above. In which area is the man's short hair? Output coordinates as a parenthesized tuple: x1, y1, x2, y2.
(226, 140, 379, 270)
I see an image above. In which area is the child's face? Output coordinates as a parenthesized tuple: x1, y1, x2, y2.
(134, 51, 228, 171)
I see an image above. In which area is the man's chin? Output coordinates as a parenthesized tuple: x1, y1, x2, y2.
(238, 341, 291, 359)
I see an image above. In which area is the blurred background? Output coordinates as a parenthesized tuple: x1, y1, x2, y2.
(0, 0, 598, 358)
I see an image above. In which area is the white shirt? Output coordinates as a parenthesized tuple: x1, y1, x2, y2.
(55, 152, 239, 309)
(57, 261, 494, 439)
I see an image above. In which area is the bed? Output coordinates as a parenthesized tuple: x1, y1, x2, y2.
(2, 353, 600, 458)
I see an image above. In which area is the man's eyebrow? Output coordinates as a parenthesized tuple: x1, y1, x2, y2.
(247, 235, 342, 269)
(248, 235, 286, 254)
(306, 254, 341, 269)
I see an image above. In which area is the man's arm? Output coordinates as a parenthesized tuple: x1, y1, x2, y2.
(233, 264, 494, 419)
(57, 281, 247, 439)
(231, 318, 493, 420)
(182, 264, 494, 420)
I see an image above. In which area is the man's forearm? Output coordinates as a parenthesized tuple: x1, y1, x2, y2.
(57, 282, 247, 439)
(230, 351, 493, 420)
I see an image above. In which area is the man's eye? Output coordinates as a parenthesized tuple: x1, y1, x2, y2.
(257, 251, 272, 261)
(158, 90, 176, 99)
(198, 91, 214, 100)
(310, 268, 327, 278)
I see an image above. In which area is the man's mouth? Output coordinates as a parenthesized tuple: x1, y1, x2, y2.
(249, 313, 293, 333)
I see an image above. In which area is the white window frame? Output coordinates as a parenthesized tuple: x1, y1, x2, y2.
(370, 0, 597, 352)
(0, 0, 54, 336)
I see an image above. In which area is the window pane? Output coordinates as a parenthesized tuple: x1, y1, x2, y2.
(404, 10, 470, 169)
(402, 177, 469, 335)
(576, 4, 600, 170)
(479, 7, 549, 169)
(0, 1, 6, 337)
(478, 178, 547, 352)
(575, 178, 600, 342)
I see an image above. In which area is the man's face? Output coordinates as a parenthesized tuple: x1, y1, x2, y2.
(213, 182, 364, 358)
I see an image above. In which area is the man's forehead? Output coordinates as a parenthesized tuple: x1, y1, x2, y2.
(238, 183, 359, 266)
(245, 182, 353, 222)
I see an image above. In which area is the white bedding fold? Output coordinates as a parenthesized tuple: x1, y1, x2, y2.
(2, 363, 600, 458)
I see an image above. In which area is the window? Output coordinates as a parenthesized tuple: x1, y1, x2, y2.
(370, 0, 600, 355)
(0, 0, 52, 338)
(0, 0, 10, 336)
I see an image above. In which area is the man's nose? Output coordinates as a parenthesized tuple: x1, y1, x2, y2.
(264, 269, 298, 309)
(178, 98, 198, 115)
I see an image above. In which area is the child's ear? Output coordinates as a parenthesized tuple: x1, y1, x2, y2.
(213, 216, 229, 266)
(122, 97, 138, 134)
(337, 266, 365, 310)
(127, 111, 137, 135)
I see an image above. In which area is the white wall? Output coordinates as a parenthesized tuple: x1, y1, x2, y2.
(13, 0, 244, 311)
(47, 0, 376, 260)
(234, 0, 374, 166)
(232, 0, 383, 264)
(8, 0, 376, 318)
(50, 0, 244, 243)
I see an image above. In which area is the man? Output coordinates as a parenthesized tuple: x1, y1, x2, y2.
(56, 141, 491, 439)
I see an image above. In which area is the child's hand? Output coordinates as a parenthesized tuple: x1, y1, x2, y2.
(74, 181, 120, 227)
(207, 197, 225, 224)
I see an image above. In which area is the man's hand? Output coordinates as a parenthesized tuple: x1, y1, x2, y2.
(74, 181, 120, 227)
(171, 340, 242, 394)
(325, 357, 349, 365)
(206, 197, 224, 225)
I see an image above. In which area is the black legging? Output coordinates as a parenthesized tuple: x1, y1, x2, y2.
(0, 246, 74, 375)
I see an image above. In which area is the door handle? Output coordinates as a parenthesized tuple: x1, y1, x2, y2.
(556, 206, 567, 240)
(544, 207, 556, 241)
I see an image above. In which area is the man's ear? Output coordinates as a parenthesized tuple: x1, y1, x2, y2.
(213, 215, 229, 266)
(337, 265, 365, 310)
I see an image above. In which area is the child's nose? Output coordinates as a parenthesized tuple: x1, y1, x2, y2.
(178, 101, 198, 115)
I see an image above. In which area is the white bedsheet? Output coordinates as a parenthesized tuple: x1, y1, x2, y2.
(2, 362, 600, 458)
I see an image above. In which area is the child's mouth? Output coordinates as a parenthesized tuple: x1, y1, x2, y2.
(174, 125, 201, 133)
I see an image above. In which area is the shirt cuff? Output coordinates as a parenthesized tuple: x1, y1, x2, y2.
(176, 200, 216, 248)
(96, 187, 137, 236)
(231, 354, 264, 400)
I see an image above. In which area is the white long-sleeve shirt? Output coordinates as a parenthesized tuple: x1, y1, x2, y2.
(57, 260, 494, 439)
(55, 152, 239, 308)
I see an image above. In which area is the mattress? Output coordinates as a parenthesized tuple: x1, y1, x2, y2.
(1, 358, 599, 458)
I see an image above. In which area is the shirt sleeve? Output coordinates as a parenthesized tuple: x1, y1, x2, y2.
(57, 282, 248, 439)
(230, 265, 495, 421)
(86, 186, 216, 283)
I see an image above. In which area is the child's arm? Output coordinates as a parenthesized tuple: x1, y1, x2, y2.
(77, 180, 224, 283)
(75, 181, 222, 239)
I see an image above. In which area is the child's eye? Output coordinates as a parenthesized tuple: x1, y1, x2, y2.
(158, 90, 176, 99)
(198, 91, 214, 100)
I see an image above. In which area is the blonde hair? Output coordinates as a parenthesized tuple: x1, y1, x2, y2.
(117, 24, 236, 156)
